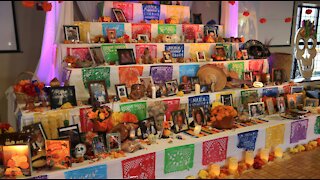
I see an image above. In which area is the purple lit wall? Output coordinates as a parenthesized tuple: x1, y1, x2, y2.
(220, 1, 238, 38)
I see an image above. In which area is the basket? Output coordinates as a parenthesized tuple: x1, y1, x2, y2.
(213, 116, 235, 129)
(14, 71, 40, 104)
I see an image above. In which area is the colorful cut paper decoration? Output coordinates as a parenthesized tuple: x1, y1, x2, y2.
(67, 47, 92, 61)
(80, 107, 93, 132)
(142, 4, 160, 21)
(285, 17, 292, 23)
(179, 65, 199, 83)
(135, 44, 157, 63)
(122, 152, 156, 179)
(166, 5, 185, 24)
(259, 18, 267, 24)
(265, 124, 285, 149)
(188, 95, 210, 118)
(249, 59, 264, 74)
(163, 99, 180, 121)
(306, 9, 312, 14)
(182, 24, 199, 40)
(101, 44, 126, 63)
(120, 102, 147, 121)
(149, 65, 173, 85)
(82, 67, 110, 88)
(237, 130, 259, 151)
(202, 137, 228, 165)
(102, 23, 125, 38)
(118, 66, 144, 88)
(165, 44, 184, 58)
(243, 11, 250, 17)
(158, 24, 177, 35)
(64, 164, 107, 179)
(189, 43, 210, 59)
(164, 144, 194, 174)
(290, 119, 308, 143)
(228, 62, 245, 79)
(262, 87, 279, 97)
(314, 116, 320, 134)
(113, 2, 134, 20)
(132, 23, 152, 40)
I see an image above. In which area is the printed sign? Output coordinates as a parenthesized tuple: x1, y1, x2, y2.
(122, 152, 156, 179)
(142, 4, 160, 21)
(101, 44, 126, 63)
(113, 2, 134, 20)
(188, 95, 210, 118)
(158, 24, 177, 35)
(164, 144, 194, 174)
(82, 67, 110, 88)
(179, 65, 199, 83)
(237, 130, 259, 151)
(262, 87, 279, 97)
(202, 137, 228, 165)
(290, 119, 308, 143)
(163, 99, 181, 121)
(165, 44, 184, 58)
(150, 65, 173, 85)
(102, 23, 125, 38)
(120, 102, 147, 121)
(64, 164, 107, 179)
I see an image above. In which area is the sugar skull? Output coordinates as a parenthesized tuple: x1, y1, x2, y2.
(294, 20, 317, 79)
(74, 143, 87, 158)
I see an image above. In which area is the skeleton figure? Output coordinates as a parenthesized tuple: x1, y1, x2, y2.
(74, 143, 87, 158)
(294, 20, 317, 79)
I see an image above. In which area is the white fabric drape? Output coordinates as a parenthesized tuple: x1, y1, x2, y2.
(76, 1, 100, 21)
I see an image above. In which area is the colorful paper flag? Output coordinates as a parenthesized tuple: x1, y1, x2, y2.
(237, 130, 259, 151)
(101, 44, 126, 63)
(64, 164, 107, 179)
(164, 144, 194, 174)
(314, 116, 320, 134)
(142, 4, 160, 21)
(265, 124, 285, 149)
(158, 24, 177, 35)
(122, 152, 156, 179)
(118, 66, 144, 88)
(113, 2, 134, 20)
(163, 99, 180, 121)
(290, 119, 308, 143)
(179, 65, 199, 83)
(120, 102, 147, 121)
(82, 67, 110, 88)
(132, 23, 152, 40)
(149, 65, 173, 85)
(228, 62, 245, 79)
(202, 137, 228, 165)
(102, 23, 125, 38)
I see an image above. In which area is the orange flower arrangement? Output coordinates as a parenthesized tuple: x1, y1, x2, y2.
(210, 105, 237, 122)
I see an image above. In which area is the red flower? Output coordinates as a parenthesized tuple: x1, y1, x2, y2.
(306, 9, 312, 14)
(22, 1, 35, 8)
(284, 17, 292, 23)
(229, 1, 235, 5)
(243, 11, 250, 17)
(259, 18, 267, 24)
(58, 1, 63, 3)
(42, 2, 52, 12)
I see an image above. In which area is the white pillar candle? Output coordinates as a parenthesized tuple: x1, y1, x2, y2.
(228, 157, 238, 174)
(195, 84, 200, 94)
(152, 86, 156, 99)
(274, 147, 283, 158)
(194, 125, 202, 135)
(260, 148, 269, 162)
(129, 129, 136, 139)
(87, 32, 91, 43)
(245, 150, 254, 166)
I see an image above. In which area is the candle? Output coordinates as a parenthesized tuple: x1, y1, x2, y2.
(195, 84, 200, 94)
(87, 32, 91, 43)
(129, 129, 136, 139)
(228, 157, 238, 174)
(260, 148, 269, 162)
(209, 164, 220, 177)
(245, 151, 254, 166)
(152, 86, 156, 99)
(274, 147, 283, 158)
(194, 125, 202, 135)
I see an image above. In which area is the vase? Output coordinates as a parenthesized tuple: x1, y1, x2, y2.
(25, 95, 35, 111)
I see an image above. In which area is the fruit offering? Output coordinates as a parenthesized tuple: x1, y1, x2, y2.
(210, 105, 238, 123)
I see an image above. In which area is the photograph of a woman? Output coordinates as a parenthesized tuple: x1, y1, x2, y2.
(191, 107, 205, 126)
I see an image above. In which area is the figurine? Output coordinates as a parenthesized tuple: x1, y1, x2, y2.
(74, 143, 86, 163)
(141, 47, 153, 64)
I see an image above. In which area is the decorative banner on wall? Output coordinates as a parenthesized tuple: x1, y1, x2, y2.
(228, 62, 245, 79)
(80, 107, 93, 132)
(265, 124, 285, 149)
(182, 24, 199, 40)
(163, 99, 180, 121)
(122, 152, 156, 179)
(166, 5, 185, 24)
(262, 87, 279, 97)
(28, 175, 48, 179)
(132, 23, 152, 40)
(249, 59, 264, 74)
(101, 44, 126, 63)
(189, 43, 210, 59)
(64, 164, 107, 179)
(150, 65, 173, 85)
(158, 24, 177, 35)
(179, 65, 199, 83)
(67, 47, 92, 61)
(118, 66, 144, 88)
(113, 2, 134, 20)
(237, 130, 259, 151)
(165, 44, 184, 58)
(142, 4, 160, 21)
(188, 95, 210, 118)
(82, 67, 110, 88)
(74, 21, 90, 43)
(164, 144, 194, 174)
(202, 137, 228, 165)
(290, 119, 308, 143)
(314, 116, 320, 134)
(135, 44, 157, 62)
(120, 102, 147, 121)
(102, 23, 125, 38)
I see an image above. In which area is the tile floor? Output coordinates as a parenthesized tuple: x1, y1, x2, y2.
(238, 148, 320, 179)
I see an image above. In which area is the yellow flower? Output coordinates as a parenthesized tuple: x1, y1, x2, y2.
(99, 113, 105, 120)
(88, 110, 98, 120)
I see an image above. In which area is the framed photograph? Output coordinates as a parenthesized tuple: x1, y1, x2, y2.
(112, 8, 127, 22)
(63, 25, 80, 42)
(49, 86, 77, 109)
(45, 140, 71, 169)
(138, 76, 154, 89)
(192, 107, 206, 126)
(220, 94, 233, 106)
(241, 49, 248, 60)
(196, 51, 206, 62)
(165, 79, 179, 96)
(294, 92, 304, 105)
(115, 84, 129, 99)
(287, 94, 297, 109)
(190, 77, 200, 91)
(276, 96, 286, 113)
(265, 97, 275, 115)
(88, 80, 109, 104)
(305, 98, 319, 107)
(92, 135, 106, 155)
(107, 29, 117, 43)
(22, 123, 47, 156)
(163, 51, 173, 63)
(171, 109, 189, 133)
(58, 124, 81, 150)
(200, 85, 209, 93)
(137, 34, 149, 43)
(117, 48, 136, 65)
(248, 102, 265, 117)
(3, 145, 32, 177)
(291, 86, 304, 94)
(89, 47, 105, 66)
(215, 46, 226, 59)
(105, 133, 121, 152)
(136, 117, 157, 139)
(243, 71, 253, 82)
(272, 68, 283, 83)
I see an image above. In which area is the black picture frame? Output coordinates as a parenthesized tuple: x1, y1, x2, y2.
(105, 133, 121, 152)
(63, 25, 80, 42)
(243, 71, 253, 82)
(49, 86, 77, 109)
(171, 109, 189, 133)
(200, 85, 209, 93)
(272, 68, 283, 83)
(112, 8, 128, 23)
(248, 102, 265, 117)
(88, 80, 109, 105)
(220, 94, 233, 106)
(57, 124, 81, 150)
(136, 117, 158, 139)
(89, 47, 105, 65)
(165, 79, 178, 96)
(117, 48, 136, 65)
(22, 122, 47, 156)
(115, 84, 129, 99)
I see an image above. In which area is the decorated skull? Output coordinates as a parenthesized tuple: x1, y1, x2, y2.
(294, 20, 317, 79)
(74, 143, 87, 158)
